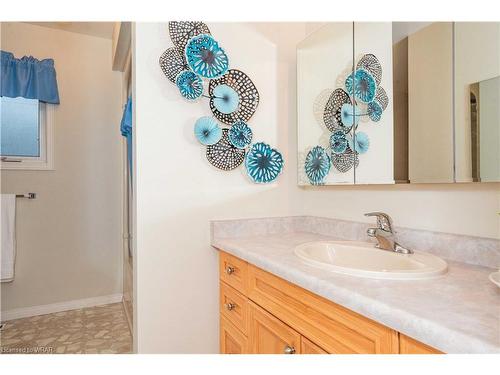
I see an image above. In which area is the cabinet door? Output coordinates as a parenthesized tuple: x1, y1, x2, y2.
(248, 301, 300, 354)
(301, 337, 328, 354)
(220, 316, 248, 354)
(399, 334, 442, 354)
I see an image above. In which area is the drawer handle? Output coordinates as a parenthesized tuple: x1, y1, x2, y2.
(224, 302, 236, 311)
(225, 265, 235, 275)
(284, 345, 296, 354)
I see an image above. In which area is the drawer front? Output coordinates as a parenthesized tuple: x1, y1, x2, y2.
(248, 264, 399, 354)
(220, 281, 248, 335)
(220, 316, 248, 354)
(219, 251, 248, 295)
(301, 336, 328, 354)
(399, 334, 442, 354)
(248, 301, 301, 354)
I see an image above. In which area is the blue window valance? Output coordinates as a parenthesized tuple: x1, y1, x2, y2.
(1, 50, 60, 104)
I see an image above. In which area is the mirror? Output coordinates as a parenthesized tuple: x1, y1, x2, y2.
(454, 23, 500, 183)
(297, 22, 500, 185)
(297, 23, 393, 185)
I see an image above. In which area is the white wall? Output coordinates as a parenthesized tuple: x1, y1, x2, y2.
(134, 22, 301, 353)
(134, 22, 500, 354)
(0, 23, 123, 311)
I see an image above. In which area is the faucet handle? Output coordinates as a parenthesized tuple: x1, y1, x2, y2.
(364, 212, 393, 232)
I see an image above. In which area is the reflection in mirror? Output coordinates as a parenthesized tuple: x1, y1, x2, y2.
(469, 76, 500, 182)
(297, 23, 393, 186)
(297, 23, 355, 185)
(392, 22, 454, 183)
(454, 22, 500, 182)
(297, 22, 499, 185)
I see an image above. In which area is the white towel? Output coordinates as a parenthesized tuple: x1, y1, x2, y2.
(1, 194, 16, 282)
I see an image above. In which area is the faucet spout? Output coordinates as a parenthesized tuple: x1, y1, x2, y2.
(365, 212, 413, 254)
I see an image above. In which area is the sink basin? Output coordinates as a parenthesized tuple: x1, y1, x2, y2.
(294, 241, 448, 280)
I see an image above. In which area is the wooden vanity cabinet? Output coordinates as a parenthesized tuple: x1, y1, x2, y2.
(218, 251, 442, 354)
(399, 334, 443, 354)
(249, 301, 301, 354)
(220, 316, 248, 354)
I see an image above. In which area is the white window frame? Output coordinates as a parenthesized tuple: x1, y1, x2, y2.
(0, 102, 54, 171)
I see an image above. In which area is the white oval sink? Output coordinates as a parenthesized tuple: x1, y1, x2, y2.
(294, 241, 448, 280)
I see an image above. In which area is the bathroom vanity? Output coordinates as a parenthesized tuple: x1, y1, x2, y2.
(218, 251, 440, 354)
(212, 216, 500, 354)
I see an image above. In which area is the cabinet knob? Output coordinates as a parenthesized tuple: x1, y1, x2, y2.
(284, 345, 296, 354)
(224, 302, 236, 311)
(225, 266, 235, 275)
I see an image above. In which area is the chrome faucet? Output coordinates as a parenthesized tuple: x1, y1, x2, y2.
(365, 212, 413, 254)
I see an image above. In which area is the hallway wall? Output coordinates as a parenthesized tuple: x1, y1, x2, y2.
(1, 22, 124, 312)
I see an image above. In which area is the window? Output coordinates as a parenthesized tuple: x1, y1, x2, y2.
(0, 96, 54, 170)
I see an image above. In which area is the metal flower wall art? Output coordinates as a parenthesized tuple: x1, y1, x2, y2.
(305, 53, 388, 185)
(160, 21, 284, 184)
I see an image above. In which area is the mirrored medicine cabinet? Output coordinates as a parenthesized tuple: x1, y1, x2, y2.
(297, 22, 500, 185)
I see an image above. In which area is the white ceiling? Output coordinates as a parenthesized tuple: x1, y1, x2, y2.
(26, 22, 116, 39)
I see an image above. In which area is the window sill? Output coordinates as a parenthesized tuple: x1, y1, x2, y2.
(0, 161, 54, 171)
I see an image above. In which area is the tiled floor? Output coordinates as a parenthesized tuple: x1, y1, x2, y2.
(0, 303, 132, 354)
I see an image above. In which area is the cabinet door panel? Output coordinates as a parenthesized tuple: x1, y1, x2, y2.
(220, 316, 248, 354)
(301, 337, 328, 354)
(353, 22, 395, 184)
(399, 334, 442, 354)
(249, 301, 300, 354)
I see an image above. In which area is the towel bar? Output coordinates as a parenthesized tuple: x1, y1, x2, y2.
(15, 193, 36, 199)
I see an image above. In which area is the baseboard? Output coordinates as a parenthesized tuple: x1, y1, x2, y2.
(0, 293, 123, 322)
(122, 299, 133, 335)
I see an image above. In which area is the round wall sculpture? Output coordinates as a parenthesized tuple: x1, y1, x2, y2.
(305, 53, 388, 185)
(160, 21, 283, 184)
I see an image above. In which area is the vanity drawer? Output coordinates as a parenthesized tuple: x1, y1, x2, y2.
(247, 264, 399, 354)
(219, 251, 248, 295)
(220, 281, 248, 335)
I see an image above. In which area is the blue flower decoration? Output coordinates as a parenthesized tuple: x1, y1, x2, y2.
(305, 146, 331, 185)
(228, 121, 253, 149)
(176, 70, 203, 100)
(340, 103, 361, 128)
(367, 100, 383, 122)
(349, 132, 370, 154)
(185, 34, 229, 79)
(330, 130, 349, 154)
(194, 117, 222, 145)
(345, 69, 376, 103)
(212, 84, 240, 114)
(245, 142, 284, 183)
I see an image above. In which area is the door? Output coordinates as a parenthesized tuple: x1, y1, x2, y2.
(248, 301, 300, 354)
